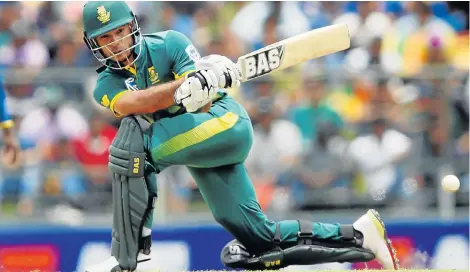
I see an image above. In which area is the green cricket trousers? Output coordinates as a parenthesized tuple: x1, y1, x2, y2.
(141, 94, 342, 254)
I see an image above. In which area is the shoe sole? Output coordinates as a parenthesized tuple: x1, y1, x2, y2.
(137, 257, 150, 263)
(85, 257, 150, 272)
(367, 209, 400, 270)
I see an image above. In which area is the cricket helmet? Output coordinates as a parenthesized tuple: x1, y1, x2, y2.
(82, 1, 142, 69)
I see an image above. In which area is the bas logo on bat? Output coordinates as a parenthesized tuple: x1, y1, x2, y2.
(244, 45, 284, 80)
(237, 24, 350, 83)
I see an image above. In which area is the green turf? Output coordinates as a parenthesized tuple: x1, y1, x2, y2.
(140, 269, 465, 272)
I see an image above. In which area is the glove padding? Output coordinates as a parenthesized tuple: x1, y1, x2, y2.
(174, 70, 217, 113)
(195, 54, 241, 89)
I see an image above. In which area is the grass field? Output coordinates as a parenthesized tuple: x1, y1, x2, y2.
(187, 269, 466, 272)
(139, 270, 468, 272)
(140, 269, 466, 272)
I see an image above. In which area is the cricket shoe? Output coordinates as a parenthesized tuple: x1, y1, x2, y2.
(85, 252, 150, 272)
(353, 209, 399, 270)
(86, 236, 152, 272)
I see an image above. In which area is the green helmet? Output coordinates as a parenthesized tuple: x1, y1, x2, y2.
(82, 1, 142, 69)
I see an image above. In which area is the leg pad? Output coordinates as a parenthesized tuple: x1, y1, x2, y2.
(109, 117, 152, 271)
(221, 239, 375, 270)
(221, 220, 374, 270)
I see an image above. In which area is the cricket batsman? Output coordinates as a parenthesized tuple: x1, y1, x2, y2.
(82, 2, 399, 271)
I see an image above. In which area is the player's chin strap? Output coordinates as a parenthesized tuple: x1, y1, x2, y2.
(221, 220, 375, 270)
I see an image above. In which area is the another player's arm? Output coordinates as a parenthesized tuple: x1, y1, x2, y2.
(0, 82, 14, 138)
(0, 81, 20, 166)
(112, 31, 198, 116)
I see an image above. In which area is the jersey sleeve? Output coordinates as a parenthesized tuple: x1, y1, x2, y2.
(0, 77, 13, 129)
(165, 30, 199, 79)
(93, 73, 128, 117)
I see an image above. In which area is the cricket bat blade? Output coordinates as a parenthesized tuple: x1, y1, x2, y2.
(237, 24, 350, 82)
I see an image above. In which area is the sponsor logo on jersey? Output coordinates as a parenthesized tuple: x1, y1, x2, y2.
(185, 44, 201, 62)
(243, 45, 284, 80)
(148, 66, 160, 84)
(125, 77, 139, 91)
(96, 6, 111, 24)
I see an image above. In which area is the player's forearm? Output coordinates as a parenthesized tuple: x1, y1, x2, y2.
(2, 127, 14, 138)
(114, 78, 185, 115)
(140, 78, 185, 112)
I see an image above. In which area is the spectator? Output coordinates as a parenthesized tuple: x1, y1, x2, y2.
(245, 98, 303, 211)
(42, 138, 86, 226)
(230, 2, 309, 46)
(0, 3, 21, 68)
(299, 2, 342, 30)
(58, 112, 120, 213)
(382, 1, 458, 76)
(42, 138, 86, 205)
(7, 20, 50, 68)
(18, 85, 89, 153)
(49, 38, 87, 100)
(334, 2, 392, 48)
(157, 165, 193, 215)
(0, 115, 41, 216)
(72, 112, 116, 187)
(346, 118, 412, 201)
(345, 37, 397, 76)
(160, 3, 195, 39)
(284, 122, 351, 208)
(396, 2, 456, 36)
(289, 77, 343, 147)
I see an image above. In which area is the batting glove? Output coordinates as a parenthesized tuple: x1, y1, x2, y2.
(174, 70, 218, 113)
(195, 54, 242, 89)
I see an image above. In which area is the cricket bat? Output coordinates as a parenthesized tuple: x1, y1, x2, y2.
(236, 23, 350, 82)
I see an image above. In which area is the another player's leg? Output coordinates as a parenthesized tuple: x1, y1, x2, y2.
(86, 117, 157, 272)
(188, 164, 399, 270)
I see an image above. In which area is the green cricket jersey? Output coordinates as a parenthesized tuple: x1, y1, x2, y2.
(93, 30, 202, 122)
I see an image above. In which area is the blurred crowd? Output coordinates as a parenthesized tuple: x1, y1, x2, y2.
(0, 1, 468, 221)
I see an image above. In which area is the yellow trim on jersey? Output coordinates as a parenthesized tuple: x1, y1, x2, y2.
(124, 66, 137, 75)
(173, 69, 195, 80)
(0, 120, 14, 129)
(109, 90, 128, 117)
(152, 112, 239, 160)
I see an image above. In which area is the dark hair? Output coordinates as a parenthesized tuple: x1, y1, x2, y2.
(415, 2, 431, 15)
(371, 118, 387, 126)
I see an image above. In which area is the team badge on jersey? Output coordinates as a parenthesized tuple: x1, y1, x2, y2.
(101, 95, 110, 107)
(185, 45, 201, 62)
(148, 67, 160, 84)
(125, 78, 139, 91)
(96, 6, 111, 24)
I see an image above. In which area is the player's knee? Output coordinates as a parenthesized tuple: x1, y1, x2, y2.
(213, 213, 252, 239)
(213, 212, 273, 253)
(223, 117, 253, 161)
(213, 213, 234, 230)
